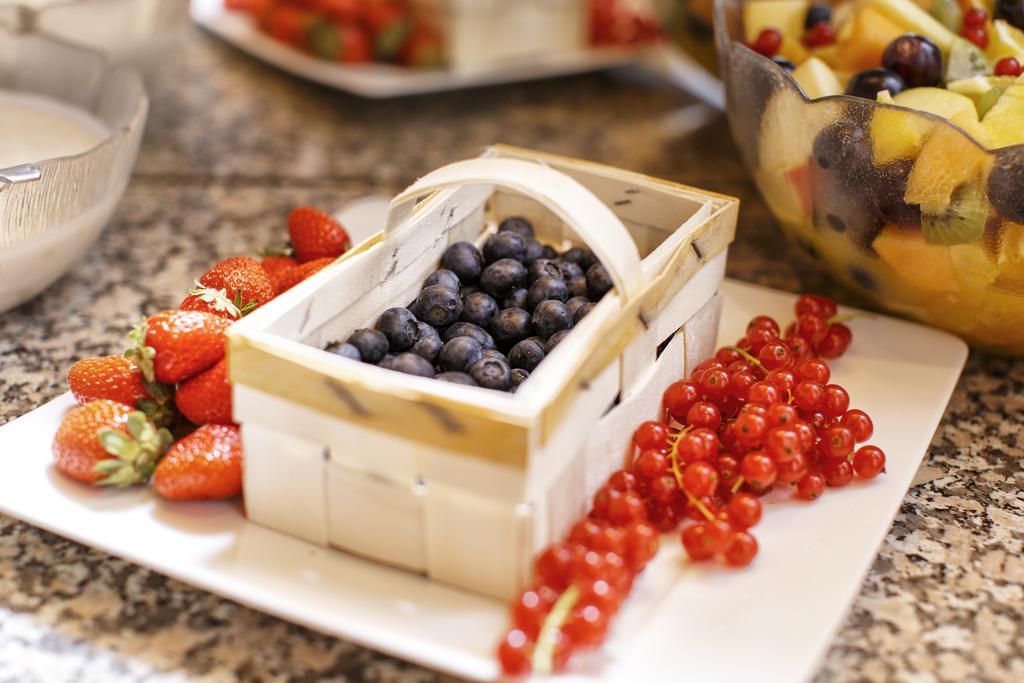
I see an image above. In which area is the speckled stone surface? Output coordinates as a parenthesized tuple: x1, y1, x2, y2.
(1, 24, 1022, 683)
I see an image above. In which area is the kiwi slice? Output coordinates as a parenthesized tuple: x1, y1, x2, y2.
(921, 182, 990, 245)
(945, 37, 993, 82)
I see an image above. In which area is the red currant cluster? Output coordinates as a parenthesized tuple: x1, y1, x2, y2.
(497, 294, 886, 677)
(962, 7, 988, 49)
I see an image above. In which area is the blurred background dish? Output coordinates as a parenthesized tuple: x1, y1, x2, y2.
(716, 0, 1024, 354)
(0, 0, 190, 69)
(0, 31, 148, 313)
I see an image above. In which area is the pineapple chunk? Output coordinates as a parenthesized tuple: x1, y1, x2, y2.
(743, 0, 810, 44)
(837, 5, 907, 72)
(988, 20, 1024, 62)
(874, 229, 958, 294)
(905, 125, 991, 214)
(982, 76, 1024, 148)
(792, 57, 843, 99)
(871, 87, 986, 164)
(864, 0, 958, 52)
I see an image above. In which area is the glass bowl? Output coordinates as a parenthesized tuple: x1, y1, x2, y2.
(714, 0, 1024, 354)
(0, 31, 148, 313)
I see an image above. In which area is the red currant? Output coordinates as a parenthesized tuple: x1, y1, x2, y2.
(607, 469, 638, 492)
(536, 544, 572, 589)
(683, 461, 719, 498)
(607, 490, 648, 525)
(592, 485, 613, 520)
(816, 323, 851, 359)
(748, 381, 781, 405)
(747, 315, 781, 335)
(786, 335, 813, 361)
(741, 403, 769, 418)
(728, 370, 757, 401)
(633, 420, 670, 451)
(758, 341, 793, 370)
(724, 531, 758, 567)
(569, 518, 604, 547)
(764, 427, 802, 463)
(793, 380, 823, 412)
(795, 294, 835, 317)
(995, 56, 1023, 77)
(682, 518, 733, 560)
(740, 452, 777, 489)
(821, 426, 854, 459)
(840, 409, 873, 442)
(765, 368, 796, 393)
(853, 445, 886, 479)
(964, 6, 986, 26)
(734, 411, 768, 449)
(726, 493, 762, 529)
(775, 451, 808, 484)
(793, 420, 817, 452)
(796, 312, 829, 344)
(563, 603, 608, 648)
(624, 522, 659, 570)
(795, 358, 830, 384)
(796, 472, 826, 500)
(750, 28, 782, 55)
(577, 578, 622, 613)
(766, 403, 799, 428)
(633, 448, 669, 480)
(822, 458, 854, 487)
(512, 588, 555, 639)
(664, 381, 700, 422)
(649, 474, 680, 504)
(746, 326, 778, 353)
(821, 384, 850, 417)
(699, 368, 731, 401)
(803, 21, 836, 47)
(716, 454, 740, 487)
(498, 628, 533, 676)
(592, 526, 627, 556)
(675, 432, 708, 464)
(686, 401, 722, 431)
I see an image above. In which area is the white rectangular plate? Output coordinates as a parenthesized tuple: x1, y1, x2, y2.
(190, 0, 649, 98)
(0, 279, 967, 682)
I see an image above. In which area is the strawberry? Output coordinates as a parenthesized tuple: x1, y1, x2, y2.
(53, 400, 172, 486)
(314, 0, 361, 22)
(179, 256, 275, 319)
(261, 254, 300, 295)
(287, 206, 351, 263)
(309, 20, 372, 63)
(131, 310, 230, 385)
(276, 256, 334, 293)
(68, 356, 151, 407)
(263, 6, 314, 47)
(400, 24, 443, 68)
(175, 358, 233, 426)
(363, 1, 409, 61)
(154, 424, 243, 501)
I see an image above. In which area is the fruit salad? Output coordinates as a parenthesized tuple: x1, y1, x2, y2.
(718, 0, 1024, 353)
(322, 216, 613, 392)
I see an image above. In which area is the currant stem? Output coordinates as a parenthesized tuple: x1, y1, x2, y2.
(828, 312, 871, 325)
(729, 346, 765, 373)
(532, 584, 580, 674)
(731, 476, 745, 495)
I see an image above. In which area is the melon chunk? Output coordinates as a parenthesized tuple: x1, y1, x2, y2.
(864, 0, 958, 52)
(837, 5, 907, 72)
(792, 57, 843, 99)
(987, 19, 1024, 63)
(743, 0, 810, 44)
(982, 77, 1024, 148)
(874, 229, 958, 294)
(871, 87, 986, 164)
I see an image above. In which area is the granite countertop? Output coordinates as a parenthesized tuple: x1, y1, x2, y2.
(1, 25, 1022, 683)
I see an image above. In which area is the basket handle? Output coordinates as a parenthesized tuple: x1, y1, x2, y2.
(385, 158, 644, 302)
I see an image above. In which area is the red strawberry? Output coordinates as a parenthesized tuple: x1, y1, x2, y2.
(138, 310, 231, 384)
(175, 358, 233, 426)
(68, 356, 150, 407)
(263, 6, 314, 47)
(276, 256, 334, 293)
(339, 22, 372, 63)
(154, 424, 243, 501)
(400, 24, 443, 68)
(179, 256, 275, 319)
(53, 400, 172, 486)
(314, 0, 361, 22)
(261, 254, 300, 295)
(287, 207, 351, 263)
(364, 1, 409, 61)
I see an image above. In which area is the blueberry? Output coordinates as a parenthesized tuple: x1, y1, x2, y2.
(423, 268, 461, 291)
(347, 328, 388, 364)
(523, 239, 545, 264)
(510, 368, 530, 391)
(442, 321, 496, 349)
(389, 352, 436, 378)
(561, 247, 596, 269)
(483, 232, 527, 264)
(565, 296, 590, 318)
(586, 264, 614, 300)
(554, 259, 584, 280)
(378, 353, 396, 368)
(541, 245, 558, 259)
(509, 338, 545, 372)
(533, 300, 573, 338)
(489, 307, 532, 348)
(413, 284, 463, 328)
(375, 307, 419, 351)
(804, 3, 831, 28)
(573, 302, 596, 325)
(442, 241, 484, 283)
(882, 35, 943, 88)
(503, 288, 529, 309)
(498, 216, 535, 238)
(545, 329, 571, 353)
(460, 283, 480, 298)
(468, 357, 512, 391)
(481, 349, 509, 363)
(437, 371, 478, 386)
(527, 275, 569, 309)
(480, 258, 527, 298)
(409, 322, 443, 364)
(772, 56, 796, 71)
(528, 259, 562, 282)
(566, 276, 588, 299)
(326, 341, 361, 361)
(846, 68, 906, 99)
(438, 337, 484, 373)
(461, 291, 499, 328)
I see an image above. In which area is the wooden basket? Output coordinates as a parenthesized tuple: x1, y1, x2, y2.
(228, 146, 738, 599)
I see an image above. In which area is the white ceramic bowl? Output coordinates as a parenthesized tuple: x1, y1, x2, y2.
(0, 33, 148, 313)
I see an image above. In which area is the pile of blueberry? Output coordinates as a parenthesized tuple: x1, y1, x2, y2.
(325, 217, 613, 392)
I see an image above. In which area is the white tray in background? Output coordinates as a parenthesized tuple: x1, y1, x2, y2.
(0, 278, 967, 682)
(190, 0, 654, 98)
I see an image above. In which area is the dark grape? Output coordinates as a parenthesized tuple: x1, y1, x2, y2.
(804, 3, 832, 28)
(882, 35, 943, 88)
(996, 0, 1024, 30)
(845, 69, 907, 99)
